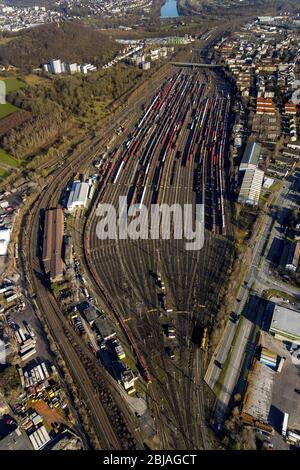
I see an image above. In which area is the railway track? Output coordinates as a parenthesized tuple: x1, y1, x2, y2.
(81, 68, 235, 450)
(13, 60, 235, 451)
(19, 115, 151, 449)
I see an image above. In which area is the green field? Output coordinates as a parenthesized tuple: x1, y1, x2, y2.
(0, 148, 21, 168)
(0, 37, 17, 46)
(0, 168, 8, 178)
(0, 102, 19, 119)
(2, 77, 26, 93)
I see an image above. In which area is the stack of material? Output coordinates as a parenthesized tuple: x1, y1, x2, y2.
(260, 347, 277, 368)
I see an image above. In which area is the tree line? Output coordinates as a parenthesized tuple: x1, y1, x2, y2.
(2, 64, 144, 159)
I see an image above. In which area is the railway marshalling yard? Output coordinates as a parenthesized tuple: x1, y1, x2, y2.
(82, 68, 235, 449)
(22, 66, 236, 450)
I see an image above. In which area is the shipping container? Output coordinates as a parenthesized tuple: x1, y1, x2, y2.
(282, 413, 289, 437)
(277, 356, 285, 372)
(37, 364, 45, 381)
(287, 431, 300, 442)
(15, 330, 23, 344)
(6, 293, 20, 303)
(41, 362, 50, 379)
(20, 348, 36, 362)
(18, 328, 26, 342)
(20, 343, 36, 355)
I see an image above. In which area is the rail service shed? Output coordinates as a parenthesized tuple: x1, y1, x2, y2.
(42, 208, 64, 281)
(67, 181, 90, 211)
(269, 304, 300, 344)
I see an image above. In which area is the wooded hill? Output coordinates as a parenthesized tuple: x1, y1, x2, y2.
(0, 22, 120, 68)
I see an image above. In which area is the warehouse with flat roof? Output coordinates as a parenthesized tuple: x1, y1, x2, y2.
(94, 315, 116, 342)
(239, 142, 262, 172)
(241, 359, 275, 431)
(0, 428, 33, 450)
(42, 208, 64, 282)
(67, 181, 90, 211)
(0, 228, 11, 256)
(28, 426, 51, 450)
(269, 304, 300, 344)
(238, 167, 264, 206)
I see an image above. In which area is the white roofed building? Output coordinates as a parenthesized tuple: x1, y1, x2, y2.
(28, 426, 51, 450)
(269, 304, 300, 344)
(0, 228, 11, 256)
(67, 181, 90, 211)
(238, 168, 264, 206)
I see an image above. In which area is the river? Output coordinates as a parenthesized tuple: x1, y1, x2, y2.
(160, 0, 179, 19)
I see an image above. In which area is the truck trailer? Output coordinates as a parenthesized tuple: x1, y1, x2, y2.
(282, 412, 289, 437)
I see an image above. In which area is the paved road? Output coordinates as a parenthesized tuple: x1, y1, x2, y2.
(205, 168, 300, 425)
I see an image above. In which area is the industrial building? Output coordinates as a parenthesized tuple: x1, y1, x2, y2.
(80, 63, 97, 74)
(66, 63, 78, 74)
(94, 315, 116, 342)
(67, 181, 90, 211)
(28, 425, 51, 450)
(238, 167, 264, 206)
(142, 62, 151, 70)
(0, 427, 33, 450)
(239, 142, 262, 172)
(112, 339, 126, 360)
(82, 306, 99, 325)
(240, 359, 275, 432)
(285, 241, 300, 272)
(0, 228, 11, 256)
(120, 368, 137, 394)
(42, 208, 64, 282)
(269, 304, 300, 344)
